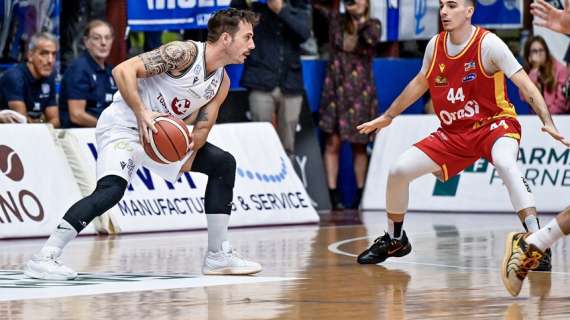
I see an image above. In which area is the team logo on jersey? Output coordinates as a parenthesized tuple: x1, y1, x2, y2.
(171, 97, 192, 115)
(464, 61, 476, 71)
(439, 63, 445, 73)
(41, 84, 50, 94)
(434, 75, 448, 87)
(462, 73, 477, 83)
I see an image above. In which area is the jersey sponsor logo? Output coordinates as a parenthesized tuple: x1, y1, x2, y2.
(462, 73, 477, 83)
(171, 97, 191, 115)
(439, 63, 445, 73)
(204, 76, 220, 100)
(434, 75, 448, 87)
(464, 61, 476, 72)
(41, 84, 50, 94)
(439, 99, 480, 125)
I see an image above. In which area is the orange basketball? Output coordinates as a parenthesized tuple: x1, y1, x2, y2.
(143, 116, 191, 164)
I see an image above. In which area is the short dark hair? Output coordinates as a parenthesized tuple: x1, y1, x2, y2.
(207, 8, 258, 43)
(465, 0, 476, 9)
(84, 19, 114, 38)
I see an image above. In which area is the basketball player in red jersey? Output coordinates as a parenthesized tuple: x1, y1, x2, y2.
(24, 9, 262, 280)
(356, 0, 570, 268)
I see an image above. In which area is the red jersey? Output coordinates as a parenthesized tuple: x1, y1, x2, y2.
(426, 27, 517, 133)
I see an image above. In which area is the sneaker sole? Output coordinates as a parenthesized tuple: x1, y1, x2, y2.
(202, 267, 262, 276)
(501, 232, 519, 297)
(23, 265, 77, 281)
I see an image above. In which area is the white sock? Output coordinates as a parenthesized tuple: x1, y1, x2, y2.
(526, 218, 564, 252)
(206, 214, 230, 252)
(524, 215, 540, 232)
(40, 220, 78, 257)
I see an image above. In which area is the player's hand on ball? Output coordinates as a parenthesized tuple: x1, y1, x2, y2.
(136, 109, 168, 143)
(357, 114, 393, 134)
(542, 125, 570, 147)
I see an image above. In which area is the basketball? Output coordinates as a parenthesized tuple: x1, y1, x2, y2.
(143, 116, 191, 164)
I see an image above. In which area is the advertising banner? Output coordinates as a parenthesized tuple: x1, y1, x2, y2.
(0, 125, 93, 238)
(472, 0, 523, 29)
(127, 0, 231, 31)
(371, 0, 439, 42)
(362, 115, 570, 212)
(68, 123, 319, 233)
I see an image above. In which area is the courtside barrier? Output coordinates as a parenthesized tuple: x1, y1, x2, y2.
(362, 115, 570, 212)
(0, 124, 96, 238)
(66, 122, 319, 233)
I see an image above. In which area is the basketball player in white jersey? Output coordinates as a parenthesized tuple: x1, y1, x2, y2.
(24, 8, 261, 280)
(356, 0, 569, 270)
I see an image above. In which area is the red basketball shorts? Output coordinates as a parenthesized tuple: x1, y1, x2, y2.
(414, 117, 521, 181)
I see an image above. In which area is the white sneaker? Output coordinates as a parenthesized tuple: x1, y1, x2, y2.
(24, 248, 77, 280)
(202, 241, 262, 275)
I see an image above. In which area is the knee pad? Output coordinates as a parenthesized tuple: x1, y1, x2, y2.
(204, 152, 236, 214)
(94, 175, 128, 208)
(63, 175, 127, 231)
(216, 151, 236, 188)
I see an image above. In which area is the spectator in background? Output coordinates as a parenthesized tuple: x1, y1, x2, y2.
(0, 32, 59, 127)
(522, 36, 569, 114)
(231, 0, 311, 157)
(60, 20, 116, 128)
(316, 0, 381, 209)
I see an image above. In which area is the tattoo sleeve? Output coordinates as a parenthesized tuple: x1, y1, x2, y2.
(196, 107, 208, 123)
(139, 41, 197, 76)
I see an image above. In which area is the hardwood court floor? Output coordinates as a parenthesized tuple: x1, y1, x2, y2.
(1, 211, 569, 320)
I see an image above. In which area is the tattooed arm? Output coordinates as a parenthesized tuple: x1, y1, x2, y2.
(189, 71, 230, 152)
(511, 69, 570, 147)
(111, 41, 198, 143)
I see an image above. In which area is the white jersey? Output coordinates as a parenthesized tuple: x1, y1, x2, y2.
(107, 40, 225, 127)
(94, 40, 224, 183)
(420, 26, 522, 78)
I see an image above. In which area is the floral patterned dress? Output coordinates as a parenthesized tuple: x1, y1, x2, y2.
(319, 11, 381, 144)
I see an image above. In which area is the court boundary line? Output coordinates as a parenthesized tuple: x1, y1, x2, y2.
(327, 230, 570, 275)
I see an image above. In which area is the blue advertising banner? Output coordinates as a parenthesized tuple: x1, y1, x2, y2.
(371, 0, 439, 42)
(472, 0, 523, 29)
(127, 0, 232, 31)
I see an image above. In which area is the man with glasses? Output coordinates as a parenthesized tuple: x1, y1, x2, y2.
(60, 20, 117, 128)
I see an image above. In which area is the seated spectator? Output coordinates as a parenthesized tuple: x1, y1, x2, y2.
(522, 35, 569, 114)
(0, 32, 59, 127)
(60, 19, 116, 128)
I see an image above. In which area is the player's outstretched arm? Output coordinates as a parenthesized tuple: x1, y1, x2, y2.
(531, 0, 570, 35)
(189, 71, 230, 152)
(511, 69, 570, 147)
(357, 73, 429, 134)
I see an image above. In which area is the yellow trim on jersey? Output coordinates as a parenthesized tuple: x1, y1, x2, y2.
(441, 164, 449, 182)
(443, 26, 480, 60)
(425, 34, 440, 79)
(493, 72, 518, 118)
(477, 31, 493, 79)
(504, 133, 521, 140)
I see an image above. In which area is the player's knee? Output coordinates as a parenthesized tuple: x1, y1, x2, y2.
(93, 175, 128, 209)
(218, 151, 236, 185)
(493, 157, 516, 174)
(389, 163, 412, 182)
